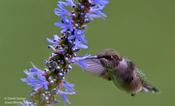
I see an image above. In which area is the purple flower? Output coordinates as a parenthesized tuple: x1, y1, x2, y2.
(57, 90, 76, 105)
(86, 0, 109, 20)
(55, 7, 71, 17)
(74, 39, 88, 50)
(67, 29, 88, 50)
(47, 35, 65, 54)
(86, 7, 107, 20)
(62, 80, 75, 92)
(55, 1, 72, 17)
(47, 35, 60, 46)
(59, 0, 75, 7)
(55, 0, 75, 17)
(89, 0, 109, 7)
(74, 29, 87, 44)
(21, 65, 49, 91)
(65, 0, 75, 7)
(57, 80, 76, 105)
(54, 17, 73, 33)
(47, 35, 66, 55)
(72, 29, 88, 50)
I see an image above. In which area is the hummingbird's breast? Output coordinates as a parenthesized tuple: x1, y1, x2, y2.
(112, 71, 143, 93)
(112, 58, 143, 93)
(122, 72, 143, 93)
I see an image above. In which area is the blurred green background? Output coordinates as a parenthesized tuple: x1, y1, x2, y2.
(0, 0, 175, 106)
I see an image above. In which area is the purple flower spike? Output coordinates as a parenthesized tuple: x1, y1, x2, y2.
(21, 0, 109, 105)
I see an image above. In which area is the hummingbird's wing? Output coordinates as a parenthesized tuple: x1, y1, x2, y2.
(75, 57, 106, 75)
(74, 49, 121, 80)
(75, 56, 114, 80)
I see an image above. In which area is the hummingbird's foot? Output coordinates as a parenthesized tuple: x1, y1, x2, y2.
(131, 93, 136, 96)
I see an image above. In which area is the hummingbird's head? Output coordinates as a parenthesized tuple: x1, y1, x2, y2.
(97, 49, 122, 64)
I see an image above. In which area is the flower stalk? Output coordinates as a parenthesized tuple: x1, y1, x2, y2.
(21, 0, 108, 105)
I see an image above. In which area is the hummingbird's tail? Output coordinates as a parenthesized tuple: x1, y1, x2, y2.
(142, 83, 159, 93)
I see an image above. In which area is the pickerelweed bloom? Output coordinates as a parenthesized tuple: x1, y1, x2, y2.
(21, 0, 108, 105)
(21, 65, 49, 91)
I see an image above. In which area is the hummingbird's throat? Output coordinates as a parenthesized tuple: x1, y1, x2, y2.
(117, 59, 128, 70)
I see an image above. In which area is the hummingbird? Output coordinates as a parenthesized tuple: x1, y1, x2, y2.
(74, 49, 159, 96)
